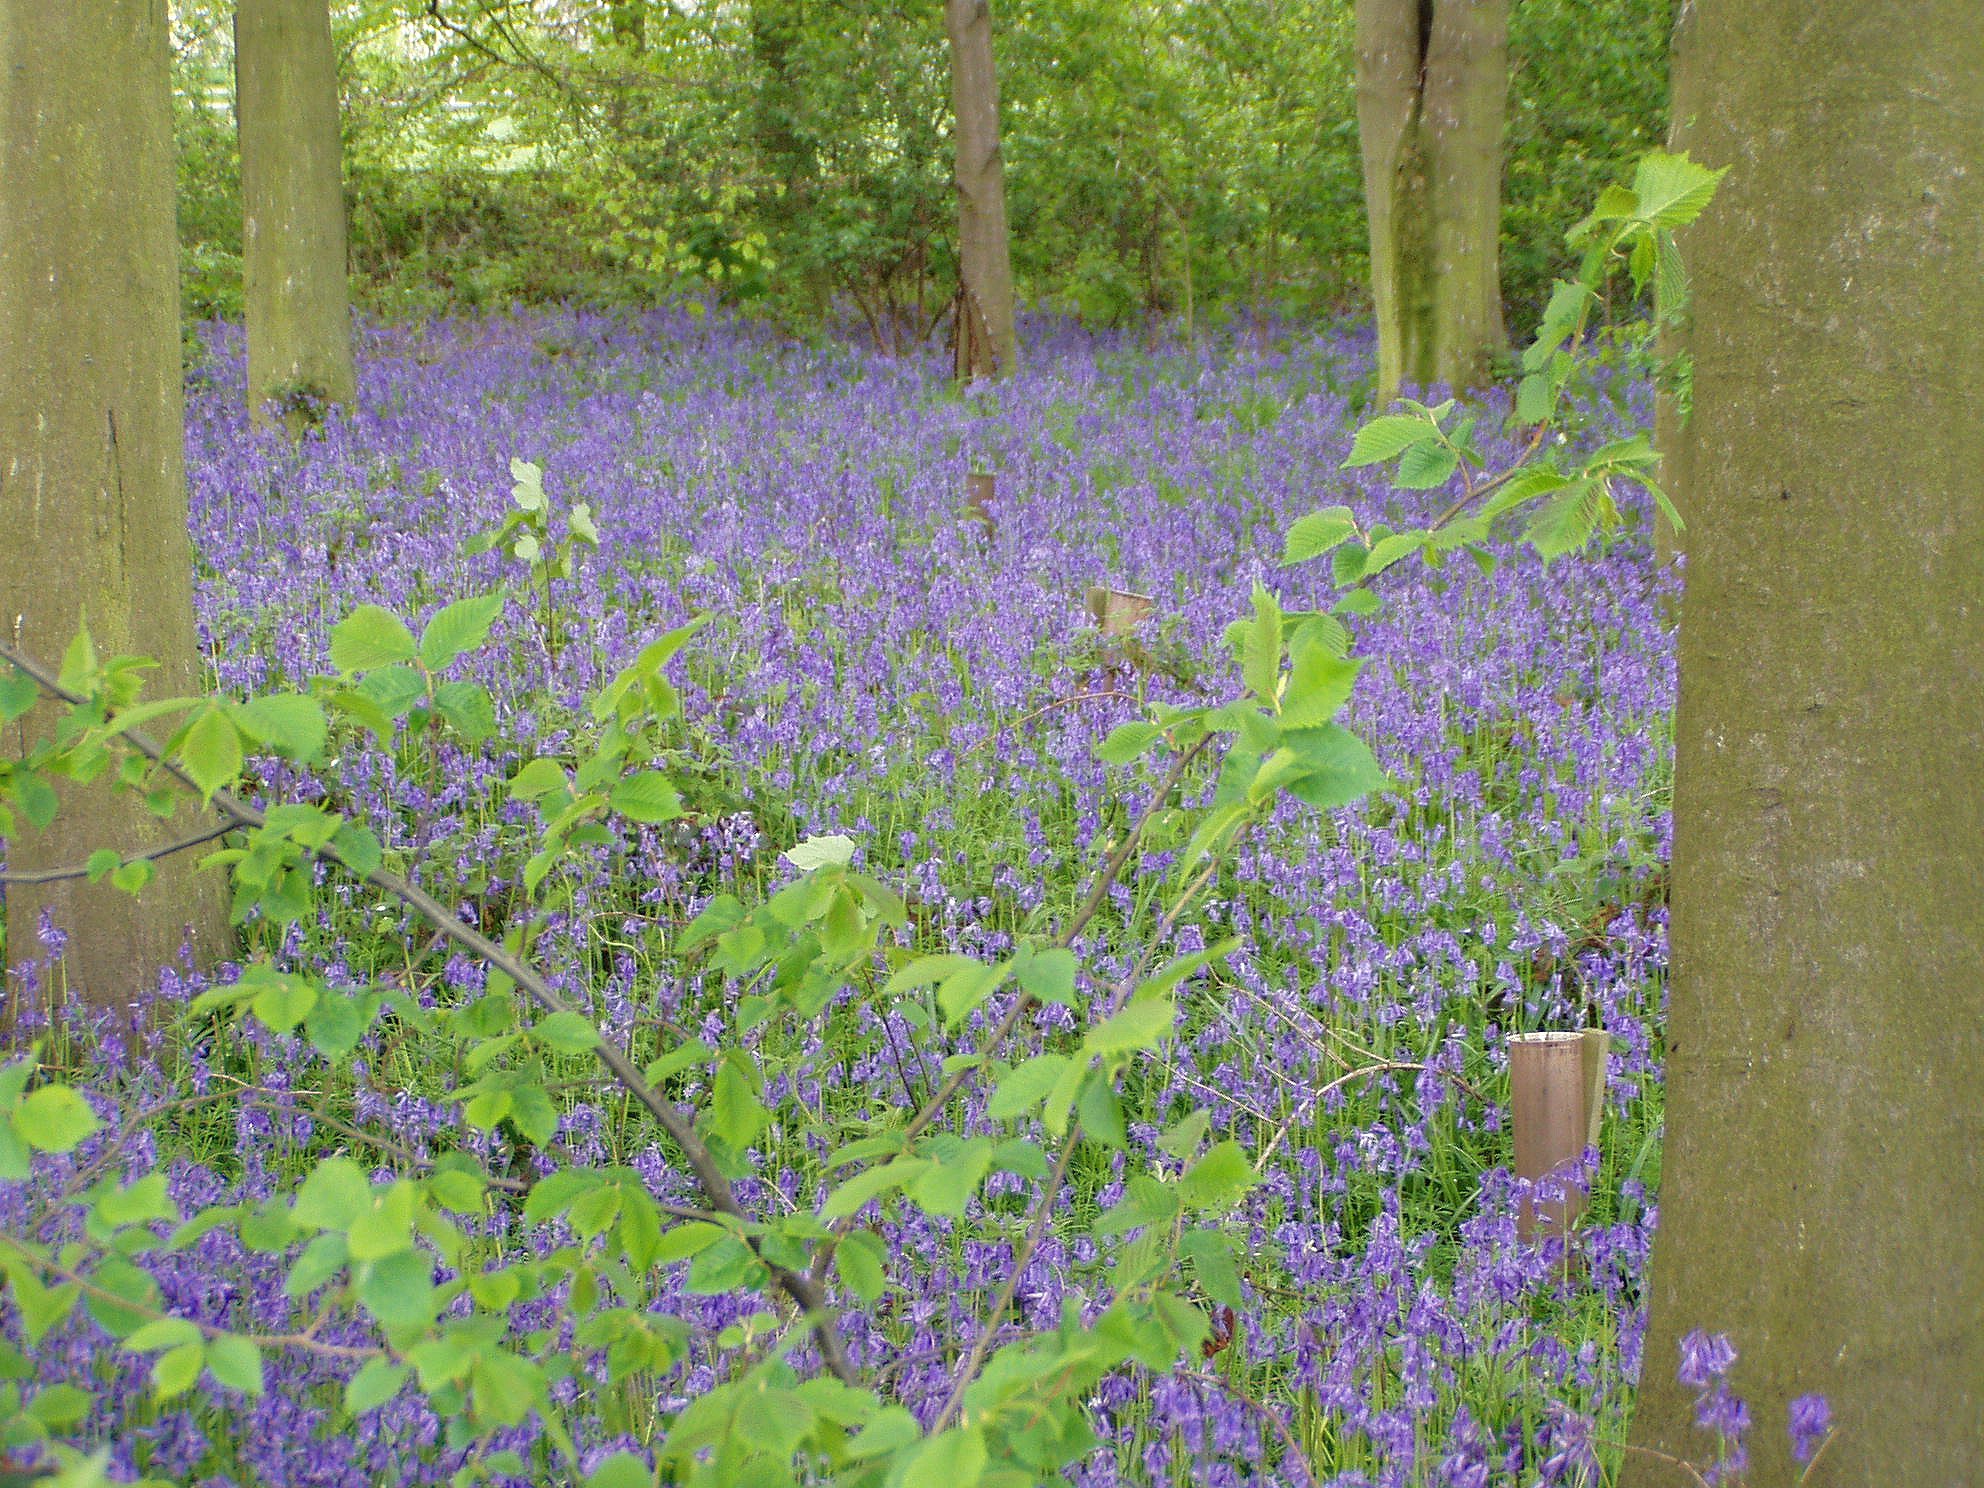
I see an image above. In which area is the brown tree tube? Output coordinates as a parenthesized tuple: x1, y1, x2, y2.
(1510, 1030, 1606, 1244)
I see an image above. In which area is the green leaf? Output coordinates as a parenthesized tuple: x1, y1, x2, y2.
(836, 1230, 889, 1304)
(1096, 720, 1162, 765)
(152, 1340, 206, 1400)
(329, 605, 417, 672)
(179, 706, 243, 802)
(1632, 150, 1727, 229)
(25, 1381, 91, 1429)
(607, 770, 684, 825)
(0, 664, 38, 722)
(1279, 643, 1359, 730)
(293, 1157, 373, 1230)
(1525, 485, 1600, 562)
(910, 1141, 995, 1218)
(1282, 723, 1392, 810)
(712, 1060, 768, 1150)
(249, 975, 318, 1034)
(1363, 531, 1427, 576)
(1083, 996, 1175, 1057)
(1177, 1141, 1260, 1211)
(1013, 946, 1077, 1006)
(432, 681, 496, 744)
(205, 1335, 264, 1396)
(14, 1085, 99, 1153)
(1281, 505, 1358, 565)
(110, 859, 154, 895)
(356, 1249, 438, 1330)
(508, 758, 569, 803)
(893, 1427, 987, 1488)
(988, 1055, 1071, 1126)
(233, 693, 327, 762)
(418, 594, 505, 672)
(585, 1452, 654, 1488)
(1394, 442, 1460, 490)
(331, 822, 383, 878)
(509, 457, 546, 511)
(937, 959, 1007, 1028)
(532, 1010, 600, 1055)
(345, 1358, 409, 1416)
(1342, 415, 1435, 468)
(1241, 584, 1281, 706)
(782, 832, 856, 870)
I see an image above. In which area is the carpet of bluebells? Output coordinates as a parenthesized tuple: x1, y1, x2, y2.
(8, 308, 1700, 1486)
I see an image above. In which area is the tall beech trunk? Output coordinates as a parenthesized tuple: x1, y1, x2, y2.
(0, 0, 228, 1016)
(944, 0, 1017, 380)
(1354, 0, 1508, 403)
(236, 0, 356, 430)
(1625, 5, 1984, 1484)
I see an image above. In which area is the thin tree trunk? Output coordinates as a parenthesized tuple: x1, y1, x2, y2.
(0, 0, 229, 1016)
(1625, 4, 1984, 1483)
(945, 0, 1017, 380)
(236, 0, 356, 431)
(1355, 0, 1508, 403)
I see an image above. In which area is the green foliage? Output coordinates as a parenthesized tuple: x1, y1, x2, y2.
(167, 0, 1666, 331)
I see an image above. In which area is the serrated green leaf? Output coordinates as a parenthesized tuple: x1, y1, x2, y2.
(179, 705, 242, 803)
(1632, 150, 1727, 229)
(1281, 505, 1357, 565)
(1525, 485, 1600, 561)
(1242, 583, 1281, 706)
(1282, 723, 1391, 810)
(329, 605, 417, 672)
(1342, 415, 1436, 468)
(1083, 995, 1175, 1057)
(987, 1053, 1070, 1120)
(1177, 1140, 1259, 1210)
(1096, 720, 1162, 765)
(1394, 442, 1460, 490)
(233, 693, 327, 762)
(418, 594, 505, 672)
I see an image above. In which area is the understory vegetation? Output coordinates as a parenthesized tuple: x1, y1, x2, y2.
(5, 305, 1691, 1484)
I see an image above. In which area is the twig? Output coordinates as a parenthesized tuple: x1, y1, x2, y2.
(929, 1119, 1081, 1433)
(0, 822, 237, 885)
(0, 642, 860, 1386)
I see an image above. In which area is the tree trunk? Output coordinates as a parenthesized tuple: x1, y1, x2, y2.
(1354, 0, 1508, 403)
(1625, 5, 1984, 1484)
(0, 0, 229, 1016)
(945, 0, 1018, 380)
(1650, 0, 1697, 577)
(236, 0, 356, 431)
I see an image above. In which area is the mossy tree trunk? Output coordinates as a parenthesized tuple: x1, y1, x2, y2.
(0, 0, 228, 1016)
(236, 0, 356, 431)
(945, 0, 1018, 380)
(1354, 0, 1508, 403)
(1625, 4, 1984, 1484)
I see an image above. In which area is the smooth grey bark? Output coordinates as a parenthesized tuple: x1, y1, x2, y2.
(944, 0, 1018, 379)
(0, 0, 228, 1014)
(1624, 3, 1984, 1483)
(236, 0, 356, 429)
(1355, 0, 1509, 403)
